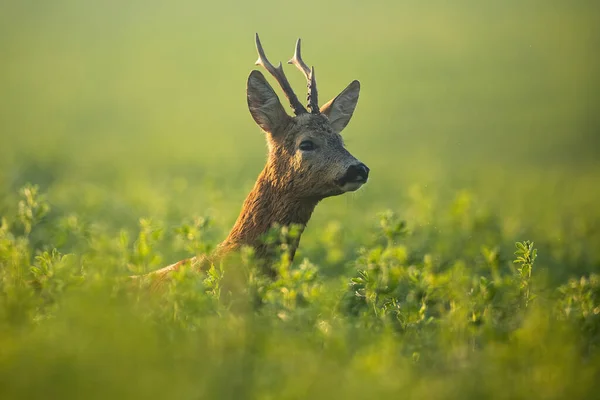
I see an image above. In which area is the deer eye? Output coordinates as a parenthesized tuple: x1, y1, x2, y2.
(299, 140, 315, 151)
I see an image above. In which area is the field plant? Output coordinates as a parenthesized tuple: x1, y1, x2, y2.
(1, 183, 599, 399)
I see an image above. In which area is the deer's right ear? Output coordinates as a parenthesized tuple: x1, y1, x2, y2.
(247, 70, 290, 134)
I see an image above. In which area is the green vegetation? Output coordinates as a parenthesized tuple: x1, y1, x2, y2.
(1, 0, 599, 398)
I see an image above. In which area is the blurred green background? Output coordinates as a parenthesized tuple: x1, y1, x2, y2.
(1, 1, 600, 398)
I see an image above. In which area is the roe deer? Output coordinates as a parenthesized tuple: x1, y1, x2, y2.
(142, 34, 369, 283)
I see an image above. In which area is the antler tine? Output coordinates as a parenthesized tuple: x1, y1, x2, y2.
(254, 33, 307, 116)
(288, 38, 319, 114)
(288, 38, 311, 79)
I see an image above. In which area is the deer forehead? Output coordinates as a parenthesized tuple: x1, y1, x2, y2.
(293, 113, 331, 132)
(285, 114, 344, 146)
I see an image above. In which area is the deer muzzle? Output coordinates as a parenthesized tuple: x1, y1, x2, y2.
(336, 163, 370, 192)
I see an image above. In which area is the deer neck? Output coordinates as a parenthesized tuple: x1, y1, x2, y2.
(218, 165, 318, 260)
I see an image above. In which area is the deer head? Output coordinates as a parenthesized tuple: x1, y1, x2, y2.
(246, 34, 369, 201)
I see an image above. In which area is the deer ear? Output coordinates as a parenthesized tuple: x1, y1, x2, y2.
(247, 70, 290, 134)
(320, 80, 360, 134)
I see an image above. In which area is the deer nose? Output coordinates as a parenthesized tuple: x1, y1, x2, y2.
(358, 163, 370, 178)
(346, 163, 370, 183)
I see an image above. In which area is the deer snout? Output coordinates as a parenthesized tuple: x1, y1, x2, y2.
(336, 162, 370, 192)
(346, 163, 369, 183)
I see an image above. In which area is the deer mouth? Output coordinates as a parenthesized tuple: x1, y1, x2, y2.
(336, 174, 368, 192)
(337, 178, 367, 192)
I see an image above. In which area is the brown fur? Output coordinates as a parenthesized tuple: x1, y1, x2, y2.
(137, 44, 367, 287)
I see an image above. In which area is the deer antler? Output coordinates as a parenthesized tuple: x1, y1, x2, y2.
(288, 38, 319, 114)
(254, 33, 307, 116)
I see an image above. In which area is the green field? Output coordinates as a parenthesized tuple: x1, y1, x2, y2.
(1, 1, 599, 398)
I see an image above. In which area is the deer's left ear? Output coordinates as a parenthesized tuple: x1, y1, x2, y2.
(320, 80, 360, 134)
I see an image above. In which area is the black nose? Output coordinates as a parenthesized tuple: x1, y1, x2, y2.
(346, 163, 370, 183)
